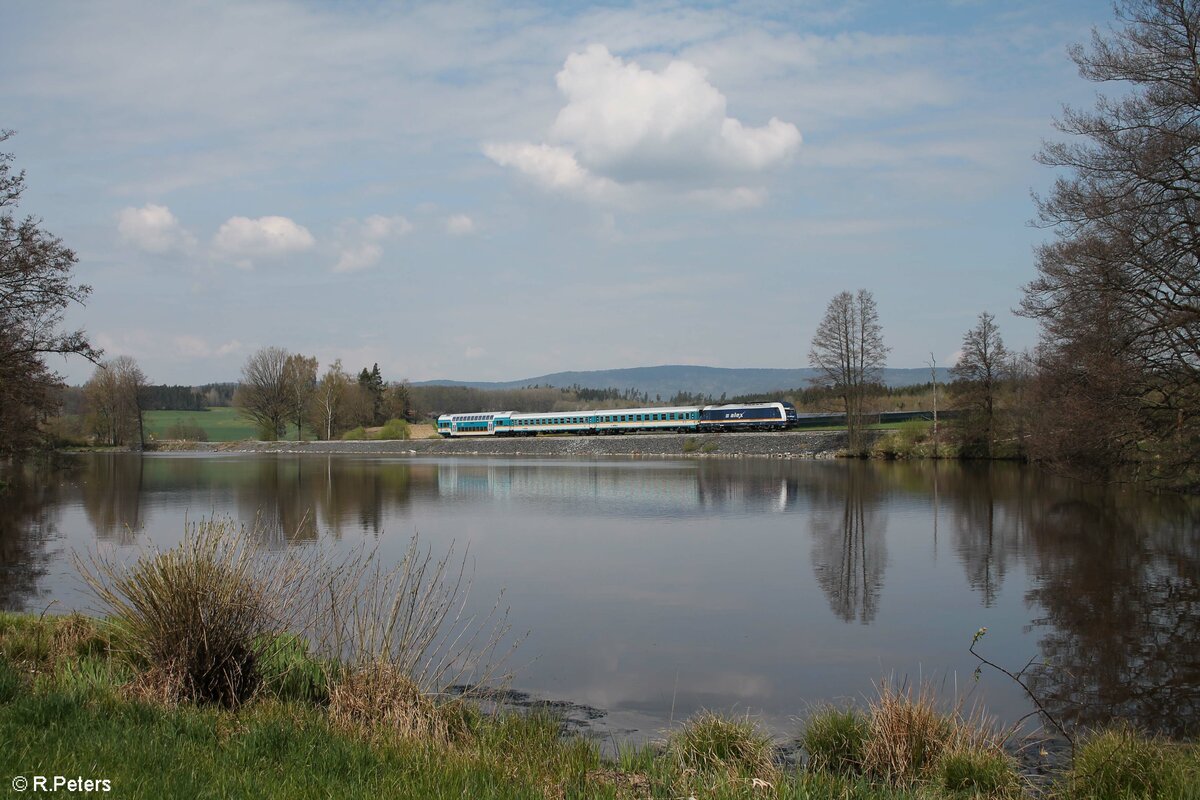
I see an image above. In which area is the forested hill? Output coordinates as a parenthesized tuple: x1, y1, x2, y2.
(413, 365, 951, 400)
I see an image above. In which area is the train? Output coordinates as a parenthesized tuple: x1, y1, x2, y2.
(437, 401, 800, 437)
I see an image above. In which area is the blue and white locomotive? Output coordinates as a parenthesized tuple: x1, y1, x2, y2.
(436, 401, 798, 438)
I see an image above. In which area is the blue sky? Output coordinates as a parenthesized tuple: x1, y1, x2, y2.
(2, 0, 1105, 385)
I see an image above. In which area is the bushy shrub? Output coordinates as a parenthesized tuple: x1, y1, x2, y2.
(341, 426, 366, 441)
(802, 706, 868, 774)
(666, 711, 776, 778)
(375, 419, 410, 440)
(77, 518, 305, 707)
(682, 438, 699, 453)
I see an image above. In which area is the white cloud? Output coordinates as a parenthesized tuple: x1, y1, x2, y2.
(361, 214, 413, 239)
(485, 45, 800, 206)
(334, 243, 384, 273)
(117, 203, 196, 253)
(464, 346, 486, 359)
(173, 335, 243, 359)
(483, 142, 620, 200)
(213, 215, 314, 267)
(445, 214, 475, 235)
(332, 214, 412, 273)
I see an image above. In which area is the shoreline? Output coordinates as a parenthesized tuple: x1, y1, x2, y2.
(139, 429, 865, 459)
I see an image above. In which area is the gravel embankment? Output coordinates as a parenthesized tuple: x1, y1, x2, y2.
(155, 430, 863, 458)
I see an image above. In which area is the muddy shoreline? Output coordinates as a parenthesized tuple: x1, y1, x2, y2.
(147, 429, 867, 458)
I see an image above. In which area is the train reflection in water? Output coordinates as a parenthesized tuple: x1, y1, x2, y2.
(435, 460, 801, 517)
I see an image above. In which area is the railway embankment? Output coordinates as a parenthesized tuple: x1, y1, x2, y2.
(152, 430, 866, 458)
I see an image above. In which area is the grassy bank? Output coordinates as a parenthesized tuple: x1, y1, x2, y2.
(2, 613, 1197, 799)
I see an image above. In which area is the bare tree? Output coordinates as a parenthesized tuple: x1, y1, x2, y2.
(283, 353, 317, 442)
(235, 347, 291, 440)
(311, 359, 351, 440)
(951, 312, 1009, 458)
(0, 131, 99, 455)
(1023, 0, 1200, 482)
(928, 352, 940, 457)
(83, 356, 147, 447)
(809, 289, 889, 453)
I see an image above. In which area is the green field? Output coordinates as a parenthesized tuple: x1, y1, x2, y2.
(143, 407, 278, 442)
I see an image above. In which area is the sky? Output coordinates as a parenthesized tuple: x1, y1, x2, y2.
(1, 0, 1109, 385)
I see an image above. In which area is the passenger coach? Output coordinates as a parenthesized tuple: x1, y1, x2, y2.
(437, 401, 799, 438)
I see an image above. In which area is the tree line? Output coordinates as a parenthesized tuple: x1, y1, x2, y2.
(232, 350, 414, 441)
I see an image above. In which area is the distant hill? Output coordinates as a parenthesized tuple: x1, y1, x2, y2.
(413, 365, 950, 399)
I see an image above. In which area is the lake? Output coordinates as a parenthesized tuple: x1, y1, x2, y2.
(1, 452, 1197, 742)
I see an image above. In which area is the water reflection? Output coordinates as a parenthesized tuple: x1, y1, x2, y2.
(0, 461, 65, 611)
(1024, 494, 1200, 738)
(80, 453, 144, 543)
(947, 465, 1033, 607)
(1, 453, 1197, 738)
(809, 464, 887, 623)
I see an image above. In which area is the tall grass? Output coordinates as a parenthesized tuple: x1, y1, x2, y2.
(313, 536, 517, 698)
(1063, 725, 1200, 799)
(666, 711, 777, 779)
(802, 705, 869, 774)
(801, 680, 1021, 796)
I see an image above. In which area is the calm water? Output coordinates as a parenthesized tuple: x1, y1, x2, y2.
(2, 453, 1198, 741)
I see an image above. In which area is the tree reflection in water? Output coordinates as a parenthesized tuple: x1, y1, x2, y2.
(809, 463, 887, 624)
(80, 453, 143, 543)
(0, 460, 65, 610)
(949, 464, 1034, 607)
(1024, 494, 1200, 738)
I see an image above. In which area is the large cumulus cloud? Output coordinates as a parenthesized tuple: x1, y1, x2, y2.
(485, 45, 801, 207)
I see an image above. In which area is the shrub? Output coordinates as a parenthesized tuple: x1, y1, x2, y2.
(682, 437, 699, 453)
(341, 427, 366, 441)
(375, 419, 410, 441)
(802, 706, 868, 774)
(666, 711, 777, 778)
(1064, 726, 1199, 799)
(76, 518, 308, 707)
(700, 440, 719, 453)
(314, 536, 516, 696)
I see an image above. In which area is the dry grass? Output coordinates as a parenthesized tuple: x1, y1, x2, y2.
(407, 423, 436, 439)
(861, 680, 1009, 786)
(328, 662, 471, 744)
